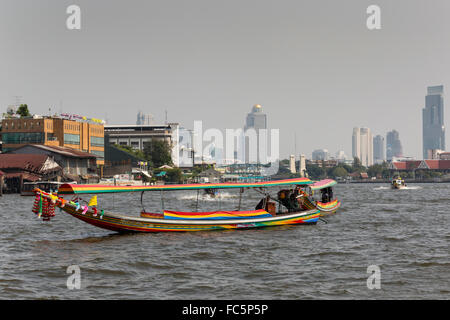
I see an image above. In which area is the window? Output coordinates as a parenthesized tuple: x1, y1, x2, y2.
(2, 132, 45, 144)
(90, 136, 104, 147)
(90, 150, 104, 159)
(64, 133, 80, 145)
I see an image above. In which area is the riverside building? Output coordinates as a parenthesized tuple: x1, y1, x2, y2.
(1, 115, 104, 165)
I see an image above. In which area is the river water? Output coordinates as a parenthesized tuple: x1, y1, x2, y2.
(0, 183, 448, 299)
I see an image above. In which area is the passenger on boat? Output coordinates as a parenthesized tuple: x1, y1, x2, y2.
(320, 187, 334, 203)
(321, 189, 329, 203)
(277, 189, 301, 212)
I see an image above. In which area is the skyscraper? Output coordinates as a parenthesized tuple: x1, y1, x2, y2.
(373, 135, 385, 164)
(136, 111, 154, 125)
(423, 85, 445, 159)
(244, 104, 267, 163)
(352, 127, 373, 167)
(245, 104, 267, 130)
(386, 130, 403, 161)
(312, 149, 329, 161)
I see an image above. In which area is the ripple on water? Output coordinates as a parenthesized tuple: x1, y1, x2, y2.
(0, 184, 449, 299)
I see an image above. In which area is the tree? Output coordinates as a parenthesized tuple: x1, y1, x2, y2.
(17, 104, 31, 117)
(143, 140, 173, 168)
(306, 164, 326, 179)
(165, 168, 183, 183)
(332, 166, 348, 178)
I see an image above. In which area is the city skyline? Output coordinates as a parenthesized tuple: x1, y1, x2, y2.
(1, 0, 449, 160)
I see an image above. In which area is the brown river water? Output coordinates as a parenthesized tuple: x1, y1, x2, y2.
(0, 183, 448, 299)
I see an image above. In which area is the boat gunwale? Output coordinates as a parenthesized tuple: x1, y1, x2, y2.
(69, 205, 320, 225)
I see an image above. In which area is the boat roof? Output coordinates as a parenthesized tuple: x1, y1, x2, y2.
(309, 179, 337, 191)
(57, 177, 313, 194)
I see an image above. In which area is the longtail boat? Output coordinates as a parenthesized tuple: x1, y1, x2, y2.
(31, 177, 340, 233)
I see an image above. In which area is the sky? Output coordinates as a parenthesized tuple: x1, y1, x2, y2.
(1, 0, 449, 160)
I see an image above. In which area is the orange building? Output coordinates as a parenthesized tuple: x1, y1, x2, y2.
(1, 117, 104, 165)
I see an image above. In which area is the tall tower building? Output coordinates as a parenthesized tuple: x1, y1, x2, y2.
(299, 154, 306, 177)
(244, 104, 267, 163)
(423, 85, 445, 159)
(352, 127, 373, 167)
(289, 155, 296, 173)
(386, 130, 403, 161)
(373, 135, 385, 164)
(136, 111, 154, 126)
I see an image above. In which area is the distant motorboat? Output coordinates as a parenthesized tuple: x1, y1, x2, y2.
(391, 177, 406, 189)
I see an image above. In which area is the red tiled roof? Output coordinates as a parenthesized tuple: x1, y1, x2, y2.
(391, 161, 421, 170)
(391, 162, 407, 170)
(422, 160, 450, 170)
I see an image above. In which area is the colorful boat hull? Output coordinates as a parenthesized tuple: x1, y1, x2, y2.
(62, 203, 320, 233)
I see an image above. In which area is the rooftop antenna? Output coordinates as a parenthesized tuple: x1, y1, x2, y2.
(165, 109, 168, 125)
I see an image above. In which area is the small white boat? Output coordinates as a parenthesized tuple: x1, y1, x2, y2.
(391, 177, 406, 189)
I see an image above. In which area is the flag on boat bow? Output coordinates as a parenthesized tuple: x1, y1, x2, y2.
(88, 195, 97, 206)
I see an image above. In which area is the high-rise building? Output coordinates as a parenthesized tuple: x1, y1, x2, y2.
(386, 130, 403, 161)
(373, 135, 385, 164)
(312, 149, 329, 161)
(136, 111, 154, 126)
(335, 150, 348, 161)
(244, 104, 267, 163)
(352, 127, 373, 167)
(423, 85, 445, 159)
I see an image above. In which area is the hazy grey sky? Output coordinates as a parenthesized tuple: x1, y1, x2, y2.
(1, 0, 449, 159)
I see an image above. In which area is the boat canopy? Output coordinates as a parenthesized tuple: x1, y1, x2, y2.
(57, 177, 313, 195)
(309, 179, 337, 191)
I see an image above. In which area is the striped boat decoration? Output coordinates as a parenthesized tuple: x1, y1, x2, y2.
(57, 177, 313, 194)
(163, 209, 273, 220)
(309, 179, 337, 191)
(62, 204, 320, 232)
(316, 199, 341, 213)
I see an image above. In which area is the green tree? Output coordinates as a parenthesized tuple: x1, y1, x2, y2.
(367, 163, 384, 178)
(143, 140, 173, 168)
(331, 166, 348, 178)
(306, 164, 326, 179)
(165, 168, 183, 183)
(17, 104, 31, 117)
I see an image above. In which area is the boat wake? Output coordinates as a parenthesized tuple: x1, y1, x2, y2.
(374, 186, 422, 190)
(402, 186, 422, 190)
